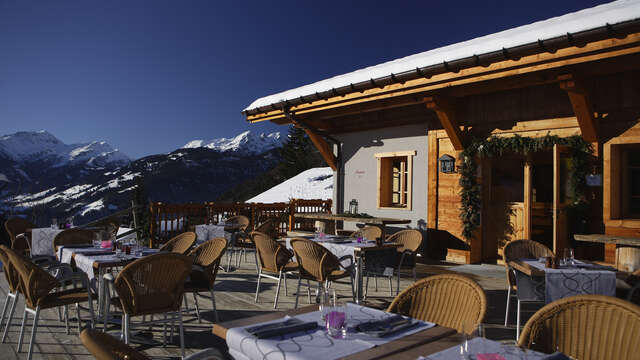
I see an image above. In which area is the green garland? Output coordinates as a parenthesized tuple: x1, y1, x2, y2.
(459, 134, 592, 241)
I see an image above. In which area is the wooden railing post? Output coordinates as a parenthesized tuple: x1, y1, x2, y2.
(149, 202, 156, 248)
(289, 199, 296, 232)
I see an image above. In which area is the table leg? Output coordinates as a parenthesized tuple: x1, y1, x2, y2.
(97, 267, 106, 318)
(355, 253, 363, 304)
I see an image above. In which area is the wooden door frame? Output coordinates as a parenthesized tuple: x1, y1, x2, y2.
(553, 144, 571, 254)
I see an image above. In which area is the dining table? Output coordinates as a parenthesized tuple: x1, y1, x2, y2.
(57, 245, 159, 318)
(212, 304, 461, 360)
(295, 213, 411, 241)
(283, 234, 401, 304)
(507, 258, 617, 304)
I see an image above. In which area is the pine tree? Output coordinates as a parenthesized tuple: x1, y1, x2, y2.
(280, 125, 324, 178)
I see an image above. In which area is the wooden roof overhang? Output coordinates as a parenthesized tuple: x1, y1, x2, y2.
(244, 23, 640, 138)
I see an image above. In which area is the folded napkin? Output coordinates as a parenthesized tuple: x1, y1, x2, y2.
(355, 315, 418, 337)
(246, 318, 318, 339)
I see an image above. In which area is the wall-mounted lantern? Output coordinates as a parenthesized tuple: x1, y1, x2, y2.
(349, 199, 359, 214)
(439, 154, 456, 173)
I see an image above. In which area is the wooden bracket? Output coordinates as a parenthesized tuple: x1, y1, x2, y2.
(283, 109, 338, 171)
(424, 96, 465, 151)
(558, 74, 599, 143)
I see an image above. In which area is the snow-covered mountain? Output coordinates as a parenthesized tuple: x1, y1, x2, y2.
(0, 130, 130, 167)
(248, 167, 333, 203)
(183, 130, 283, 155)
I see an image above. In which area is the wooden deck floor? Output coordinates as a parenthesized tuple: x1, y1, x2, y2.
(0, 255, 511, 359)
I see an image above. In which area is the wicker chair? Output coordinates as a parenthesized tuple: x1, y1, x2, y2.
(385, 229, 423, 295)
(518, 295, 640, 360)
(158, 231, 196, 255)
(225, 215, 250, 270)
(502, 239, 554, 339)
(105, 253, 192, 357)
(3, 245, 94, 360)
(80, 328, 226, 360)
(4, 217, 35, 257)
(52, 228, 95, 254)
(387, 274, 487, 335)
(184, 237, 228, 322)
(252, 232, 299, 309)
(350, 226, 382, 241)
(234, 218, 276, 270)
(0, 245, 21, 344)
(290, 238, 355, 308)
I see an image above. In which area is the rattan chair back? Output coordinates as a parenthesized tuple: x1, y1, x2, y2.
(251, 231, 293, 273)
(113, 252, 192, 316)
(80, 328, 151, 360)
(518, 295, 640, 360)
(158, 231, 196, 255)
(254, 218, 277, 238)
(53, 228, 95, 253)
(290, 238, 341, 282)
(188, 237, 227, 288)
(0, 245, 20, 293)
(350, 226, 382, 240)
(4, 217, 35, 255)
(226, 215, 250, 232)
(387, 274, 487, 334)
(387, 229, 423, 253)
(4, 246, 60, 308)
(503, 239, 554, 289)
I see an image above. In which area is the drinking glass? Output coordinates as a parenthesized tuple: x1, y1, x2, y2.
(93, 233, 102, 248)
(564, 248, 575, 266)
(68, 216, 74, 228)
(460, 320, 484, 359)
(324, 289, 347, 339)
(319, 287, 330, 320)
(51, 218, 58, 229)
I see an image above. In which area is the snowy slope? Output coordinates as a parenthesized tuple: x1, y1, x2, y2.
(248, 167, 333, 203)
(245, 0, 640, 111)
(0, 130, 130, 166)
(183, 131, 283, 155)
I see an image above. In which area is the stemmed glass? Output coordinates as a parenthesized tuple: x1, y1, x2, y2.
(459, 320, 484, 359)
(564, 248, 575, 266)
(51, 218, 58, 229)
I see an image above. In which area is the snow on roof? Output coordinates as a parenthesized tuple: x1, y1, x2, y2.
(247, 167, 333, 203)
(245, 0, 640, 112)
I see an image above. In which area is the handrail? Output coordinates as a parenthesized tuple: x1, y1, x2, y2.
(148, 199, 332, 248)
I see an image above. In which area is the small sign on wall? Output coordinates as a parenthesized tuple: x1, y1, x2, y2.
(355, 170, 366, 179)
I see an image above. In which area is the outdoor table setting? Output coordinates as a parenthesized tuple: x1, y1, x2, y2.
(218, 300, 441, 360)
(508, 249, 617, 304)
(283, 233, 400, 303)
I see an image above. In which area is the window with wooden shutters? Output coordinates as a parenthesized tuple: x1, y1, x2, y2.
(622, 145, 640, 218)
(375, 151, 415, 210)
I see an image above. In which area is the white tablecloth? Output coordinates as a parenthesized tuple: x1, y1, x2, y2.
(195, 224, 226, 243)
(227, 303, 435, 360)
(420, 337, 547, 359)
(515, 259, 616, 303)
(31, 228, 64, 256)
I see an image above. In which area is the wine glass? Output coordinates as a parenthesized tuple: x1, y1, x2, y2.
(564, 248, 575, 266)
(92, 232, 101, 248)
(51, 218, 58, 229)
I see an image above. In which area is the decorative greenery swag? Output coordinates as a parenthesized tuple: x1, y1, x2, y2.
(459, 134, 592, 241)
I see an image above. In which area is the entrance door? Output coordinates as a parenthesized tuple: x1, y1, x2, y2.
(553, 144, 571, 254)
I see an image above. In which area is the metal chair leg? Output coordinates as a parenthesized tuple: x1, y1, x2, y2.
(123, 314, 130, 344)
(17, 309, 28, 352)
(193, 292, 201, 323)
(210, 289, 218, 322)
(283, 272, 288, 296)
(0, 294, 11, 331)
(294, 277, 302, 309)
(254, 269, 262, 303)
(504, 286, 511, 326)
(516, 299, 521, 341)
(274, 271, 283, 309)
(178, 311, 185, 358)
(364, 274, 370, 301)
(76, 303, 82, 333)
(26, 307, 40, 360)
(374, 275, 378, 291)
(388, 276, 393, 296)
(64, 305, 70, 335)
(2, 293, 17, 343)
(306, 280, 312, 304)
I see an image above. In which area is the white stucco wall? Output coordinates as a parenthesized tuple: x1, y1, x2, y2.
(333, 124, 428, 232)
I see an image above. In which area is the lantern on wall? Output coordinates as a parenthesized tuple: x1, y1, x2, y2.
(349, 199, 359, 214)
(438, 154, 456, 173)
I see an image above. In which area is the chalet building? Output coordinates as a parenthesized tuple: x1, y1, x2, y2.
(242, 1, 640, 266)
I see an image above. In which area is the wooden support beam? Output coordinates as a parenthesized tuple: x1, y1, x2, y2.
(558, 74, 599, 142)
(424, 96, 465, 151)
(304, 128, 338, 171)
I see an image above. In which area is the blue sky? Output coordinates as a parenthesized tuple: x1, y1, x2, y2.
(0, 0, 607, 159)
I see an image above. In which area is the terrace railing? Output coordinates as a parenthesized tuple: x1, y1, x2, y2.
(149, 199, 332, 247)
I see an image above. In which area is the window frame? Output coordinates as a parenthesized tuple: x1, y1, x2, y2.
(375, 151, 416, 210)
(604, 140, 640, 228)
